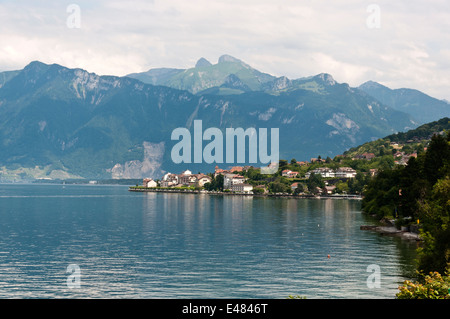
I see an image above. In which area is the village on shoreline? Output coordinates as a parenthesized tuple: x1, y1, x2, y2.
(129, 134, 426, 199)
(128, 157, 373, 198)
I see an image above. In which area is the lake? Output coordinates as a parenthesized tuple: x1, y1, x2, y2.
(0, 184, 417, 298)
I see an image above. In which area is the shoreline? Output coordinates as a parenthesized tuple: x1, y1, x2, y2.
(360, 225, 422, 241)
(128, 186, 362, 200)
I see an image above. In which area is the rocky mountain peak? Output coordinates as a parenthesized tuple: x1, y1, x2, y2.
(218, 54, 242, 64)
(315, 73, 336, 86)
(195, 57, 212, 68)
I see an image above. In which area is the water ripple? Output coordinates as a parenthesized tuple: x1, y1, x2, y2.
(0, 185, 417, 298)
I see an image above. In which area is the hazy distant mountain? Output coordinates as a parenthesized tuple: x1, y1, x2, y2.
(358, 81, 450, 124)
(127, 54, 277, 94)
(127, 54, 340, 96)
(195, 57, 212, 68)
(129, 57, 450, 126)
(0, 70, 20, 88)
(0, 61, 416, 181)
(126, 67, 184, 86)
(0, 61, 207, 180)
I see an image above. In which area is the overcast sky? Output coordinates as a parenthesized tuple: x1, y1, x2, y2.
(1, 0, 449, 100)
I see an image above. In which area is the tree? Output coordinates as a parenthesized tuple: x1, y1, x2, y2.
(214, 174, 224, 191)
(203, 182, 212, 191)
(424, 134, 450, 185)
(245, 167, 264, 181)
(402, 144, 413, 154)
(416, 144, 425, 155)
(335, 181, 349, 194)
(269, 181, 291, 193)
(279, 159, 288, 171)
(204, 174, 224, 191)
(378, 155, 395, 171)
(293, 183, 306, 195)
(361, 168, 403, 219)
(252, 187, 265, 194)
(397, 156, 427, 219)
(417, 177, 450, 275)
(307, 173, 324, 194)
(347, 172, 371, 195)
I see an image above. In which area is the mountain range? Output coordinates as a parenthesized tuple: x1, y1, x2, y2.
(358, 81, 450, 125)
(128, 55, 450, 124)
(0, 55, 447, 181)
(127, 54, 341, 96)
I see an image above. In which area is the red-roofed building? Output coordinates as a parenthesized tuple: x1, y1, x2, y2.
(282, 170, 299, 178)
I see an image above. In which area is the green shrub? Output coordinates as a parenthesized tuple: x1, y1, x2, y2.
(396, 270, 450, 299)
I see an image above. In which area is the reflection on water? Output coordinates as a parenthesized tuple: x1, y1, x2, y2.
(0, 184, 417, 298)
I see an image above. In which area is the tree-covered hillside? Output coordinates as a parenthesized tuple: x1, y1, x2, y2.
(344, 117, 450, 159)
(362, 131, 450, 275)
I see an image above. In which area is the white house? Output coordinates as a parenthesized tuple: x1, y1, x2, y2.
(179, 174, 198, 186)
(196, 174, 212, 187)
(291, 182, 298, 190)
(223, 173, 245, 190)
(143, 178, 157, 188)
(161, 173, 179, 187)
(231, 183, 253, 193)
(335, 167, 357, 178)
(305, 167, 335, 179)
(324, 185, 336, 194)
(282, 170, 299, 178)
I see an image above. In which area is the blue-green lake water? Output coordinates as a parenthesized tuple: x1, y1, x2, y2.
(0, 184, 417, 298)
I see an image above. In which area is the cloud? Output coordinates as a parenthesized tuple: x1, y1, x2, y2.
(0, 0, 449, 100)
